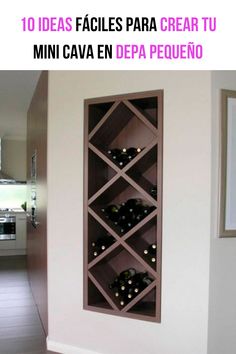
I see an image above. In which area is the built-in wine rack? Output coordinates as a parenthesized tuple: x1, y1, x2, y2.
(84, 90, 163, 322)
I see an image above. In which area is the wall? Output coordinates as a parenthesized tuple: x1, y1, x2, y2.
(27, 71, 48, 333)
(47, 71, 212, 354)
(207, 71, 236, 354)
(1, 137, 27, 180)
(0, 184, 26, 208)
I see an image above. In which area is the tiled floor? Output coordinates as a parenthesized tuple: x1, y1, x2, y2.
(0, 256, 55, 354)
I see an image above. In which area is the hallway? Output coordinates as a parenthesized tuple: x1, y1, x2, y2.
(0, 256, 53, 354)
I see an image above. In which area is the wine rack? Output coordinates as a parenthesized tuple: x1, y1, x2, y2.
(84, 90, 163, 322)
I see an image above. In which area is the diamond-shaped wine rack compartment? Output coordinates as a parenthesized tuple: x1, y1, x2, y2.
(84, 90, 163, 322)
(89, 177, 157, 237)
(89, 247, 156, 312)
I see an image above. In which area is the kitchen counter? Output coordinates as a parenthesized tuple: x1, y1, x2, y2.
(11, 208, 26, 213)
(0, 208, 26, 214)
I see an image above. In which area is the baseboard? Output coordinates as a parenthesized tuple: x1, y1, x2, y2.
(47, 337, 102, 354)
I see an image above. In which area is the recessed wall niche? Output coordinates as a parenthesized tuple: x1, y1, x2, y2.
(84, 90, 163, 322)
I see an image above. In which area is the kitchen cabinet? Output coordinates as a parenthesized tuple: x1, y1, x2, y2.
(84, 90, 163, 322)
(1, 137, 27, 181)
(0, 210, 26, 255)
(0, 240, 16, 251)
(15, 213, 27, 250)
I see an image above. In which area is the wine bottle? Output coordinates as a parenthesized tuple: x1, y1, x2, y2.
(143, 244, 157, 254)
(143, 243, 157, 263)
(109, 269, 152, 304)
(142, 204, 151, 215)
(150, 185, 157, 199)
(142, 275, 153, 287)
(119, 207, 136, 227)
(125, 198, 142, 213)
(101, 200, 155, 234)
(109, 282, 120, 298)
(92, 234, 114, 257)
(117, 199, 152, 227)
(126, 147, 142, 160)
(131, 274, 153, 294)
(92, 244, 103, 257)
(110, 272, 132, 292)
(134, 204, 147, 222)
(119, 296, 126, 307)
(117, 219, 127, 234)
(107, 148, 121, 161)
(93, 250, 99, 257)
(129, 275, 153, 294)
(99, 236, 114, 251)
(118, 213, 135, 233)
(121, 220, 135, 233)
(118, 203, 130, 220)
(109, 276, 120, 290)
(148, 205, 156, 214)
(117, 150, 129, 167)
(119, 287, 134, 306)
(127, 272, 149, 293)
(126, 287, 134, 300)
(122, 200, 141, 228)
(119, 268, 136, 281)
(107, 148, 132, 167)
(101, 204, 120, 223)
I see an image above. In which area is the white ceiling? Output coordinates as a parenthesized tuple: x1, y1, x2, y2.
(0, 71, 41, 139)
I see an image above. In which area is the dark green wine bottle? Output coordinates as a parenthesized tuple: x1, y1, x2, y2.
(144, 243, 157, 263)
(127, 272, 150, 293)
(119, 286, 134, 306)
(117, 150, 129, 167)
(125, 198, 142, 213)
(150, 185, 157, 199)
(92, 234, 114, 257)
(101, 204, 120, 223)
(119, 268, 136, 281)
(126, 147, 142, 160)
(107, 148, 121, 161)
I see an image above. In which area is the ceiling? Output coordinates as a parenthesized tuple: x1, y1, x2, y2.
(0, 71, 41, 139)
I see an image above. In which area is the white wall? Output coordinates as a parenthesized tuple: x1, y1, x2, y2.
(207, 71, 236, 354)
(0, 184, 26, 208)
(47, 71, 212, 354)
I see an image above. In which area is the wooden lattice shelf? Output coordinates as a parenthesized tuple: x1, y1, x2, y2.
(84, 90, 163, 322)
